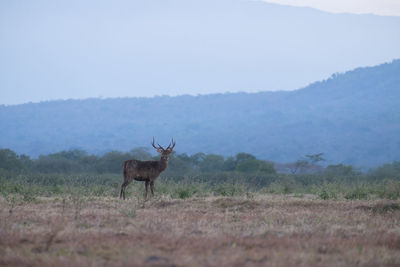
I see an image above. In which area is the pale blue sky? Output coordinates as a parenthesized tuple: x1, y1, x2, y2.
(1, 0, 400, 105)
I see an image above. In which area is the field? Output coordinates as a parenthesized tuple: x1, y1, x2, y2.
(1, 194, 400, 266)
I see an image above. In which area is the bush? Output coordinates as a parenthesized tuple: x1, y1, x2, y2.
(376, 180, 400, 200)
(344, 185, 370, 200)
(317, 183, 339, 200)
(175, 188, 193, 199)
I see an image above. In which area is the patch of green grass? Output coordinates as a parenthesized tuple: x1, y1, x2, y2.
(376, 180, 400, 200)
(214, 183, 245, 197)
(318, 183, 339, 200)
(1, 171, 400, 201)
(172, 183, 201, 199)
(372, 202, 400, 214)
(344, 186, 370, 200)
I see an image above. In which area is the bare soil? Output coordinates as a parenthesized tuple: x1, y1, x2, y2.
(1, 195, 400, 266)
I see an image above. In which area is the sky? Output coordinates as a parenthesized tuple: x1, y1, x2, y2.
(1, 0, 400, 105)
(263, 0, 400, 16)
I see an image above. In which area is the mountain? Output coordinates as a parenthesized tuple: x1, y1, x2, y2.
(1, 60, 399, 167)
(1, 0, 400, 104)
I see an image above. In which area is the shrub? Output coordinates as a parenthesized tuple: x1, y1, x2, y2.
(317, 183, 339, 200)
(376, 180, 400, 200)
(175, 188, 193, 199)
(344, 185, 369, 200)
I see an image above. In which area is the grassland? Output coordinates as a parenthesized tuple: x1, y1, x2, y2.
(1, 194, 400, 267)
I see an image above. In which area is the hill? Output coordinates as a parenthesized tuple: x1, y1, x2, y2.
(1, 0, 400, 104)
(0, 60, 399, 167)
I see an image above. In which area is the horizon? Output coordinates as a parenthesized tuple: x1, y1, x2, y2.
(1, 1, 399, 262)
(0, 58, 397, 106)
(1, 58, 398, 107)
(1, 57, 399, 167)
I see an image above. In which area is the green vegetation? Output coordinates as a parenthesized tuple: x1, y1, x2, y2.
(1, 60, 400, 167)
(0, 148, 400, 201)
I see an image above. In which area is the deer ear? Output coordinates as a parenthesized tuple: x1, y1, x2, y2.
(157, 148, 163, 154)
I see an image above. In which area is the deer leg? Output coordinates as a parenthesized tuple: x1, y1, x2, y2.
(150, 181, 155, 197)
(144, 180, 149, 200)
(120, 180, 131, 200)
(120, 182, 125, 199)
(123, 182, 128, 200)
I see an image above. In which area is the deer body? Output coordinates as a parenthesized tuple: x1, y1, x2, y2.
(122, 158, 168, 182)
(120, 138, 175, 200)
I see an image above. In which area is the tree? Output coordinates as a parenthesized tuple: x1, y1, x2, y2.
(368, 161, 400, 180)
(222, 156, 236, 171)
(35, 156, 79, 173)
(287, 159, 308, 174)
(130, 147, 152, 160)
(0, 149, 24, 171)
(288, 153, 325, 174)
(236, 159, 260, 172)
(96, 151, 131, 173)
(199, 154, 225, 172)
(259, 160, 276, 174)
(235, 153, 256, 163)
(325, 164, 356, 176)
(306, 153, 325, 164)
(34, 149, 90, 173)
(190, 152, 206, 166)
(164, 153, 192, 176)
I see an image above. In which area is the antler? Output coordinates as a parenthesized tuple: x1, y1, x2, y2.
(166, 138, 176, 151)
(152, 137, 164, 150)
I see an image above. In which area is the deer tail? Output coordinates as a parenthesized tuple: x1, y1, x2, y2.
(122, 161, 128, 180)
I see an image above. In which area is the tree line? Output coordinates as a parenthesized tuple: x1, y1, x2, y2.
(1, 148, 399, 183)
(1, 148, 400, 200)
(0, 147, 278, 174)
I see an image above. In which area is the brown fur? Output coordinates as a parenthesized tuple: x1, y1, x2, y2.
(120, 138, 175, 200)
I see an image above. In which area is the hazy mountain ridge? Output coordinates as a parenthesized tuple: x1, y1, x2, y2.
(1, 0, 400, 104)
(1, 60, 399, 167)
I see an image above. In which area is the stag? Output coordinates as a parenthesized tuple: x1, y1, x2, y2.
(120, 138, 175, 200)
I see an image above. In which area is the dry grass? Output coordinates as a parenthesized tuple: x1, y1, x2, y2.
(1, 194, 400, 266)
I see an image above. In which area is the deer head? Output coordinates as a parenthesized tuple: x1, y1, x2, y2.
(152, 137, 175, 161)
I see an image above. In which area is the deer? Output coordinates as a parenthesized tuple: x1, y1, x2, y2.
(120, 138, 175, 200)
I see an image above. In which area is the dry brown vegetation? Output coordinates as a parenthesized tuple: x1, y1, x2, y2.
(1, 195, 400, 267)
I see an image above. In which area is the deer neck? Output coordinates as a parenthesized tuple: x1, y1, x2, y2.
(159, 157, 168, 171)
